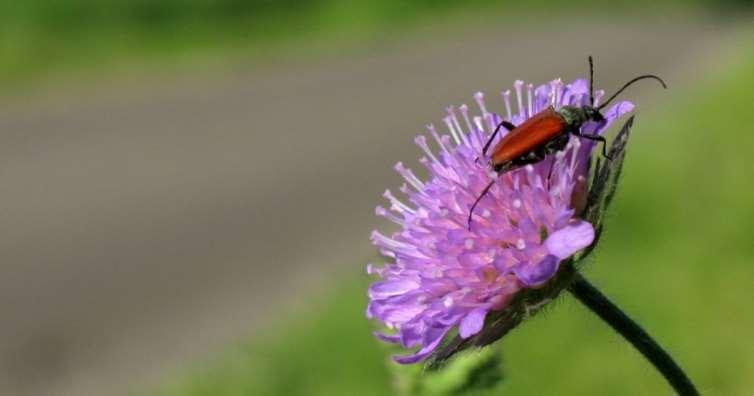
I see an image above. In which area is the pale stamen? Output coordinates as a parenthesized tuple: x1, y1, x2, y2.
(527, 83, 534, 117)
(502, 90, 512, 120)
(514, 80, 524, 119)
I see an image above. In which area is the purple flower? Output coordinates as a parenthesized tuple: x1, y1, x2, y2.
(367, 77, 634, 364)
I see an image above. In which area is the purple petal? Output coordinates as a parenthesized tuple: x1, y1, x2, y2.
(382, 304, 426, 324)
(603, 100, 635, 122)
(459, 307, 488, 338)
(374, 331, 401, 344)
(400, 324, 424, 348)
(368, 279, 419, 299)
(393, 325, 452, 364)
(420, 278, 456, 295)
(434, 310, 466, 326)
(458, 252, 488, 268)
(544, 221, 595, 259)
(568, 78, 589, 95)
(533, 84, 551, 110)
(561, 79, 589, 106)
(512, 255, 559, 287)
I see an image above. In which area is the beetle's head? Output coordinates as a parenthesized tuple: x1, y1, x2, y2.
(583, 106, 605, 123)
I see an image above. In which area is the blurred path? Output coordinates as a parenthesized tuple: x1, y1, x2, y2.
(0, 17, 735, 396)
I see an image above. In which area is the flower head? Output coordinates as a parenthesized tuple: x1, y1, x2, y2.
(367, 77, 634, 364)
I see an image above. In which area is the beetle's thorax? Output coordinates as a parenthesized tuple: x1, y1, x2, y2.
(557, 105, 589, 129)
(557, 105, 604, 130)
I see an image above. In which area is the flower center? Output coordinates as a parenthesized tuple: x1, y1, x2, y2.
(480, 266, 499, 283)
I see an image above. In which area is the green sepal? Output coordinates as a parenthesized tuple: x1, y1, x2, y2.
(584, 116, 634, 230)
(392, 343, 505, 395)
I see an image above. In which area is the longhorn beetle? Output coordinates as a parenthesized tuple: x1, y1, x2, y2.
(467, 56, 666, 229)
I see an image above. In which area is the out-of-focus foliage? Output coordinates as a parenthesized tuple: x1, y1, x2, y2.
(391, 344, 505, 396)
(0, 0, 747, 88)
(156, 36, 754, 395)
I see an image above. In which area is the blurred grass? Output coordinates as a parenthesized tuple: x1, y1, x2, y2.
(0, 0, 741, 91)
(156, 33, 754, 395)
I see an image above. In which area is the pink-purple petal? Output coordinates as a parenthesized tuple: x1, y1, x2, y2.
(393, 325, 453, 364)
(544, 221, 595, 259)
(604, 101, 635, 122)
(374, 331, 402, 344)
(459, 307, 488, 338)
(511, 255, 560, 287)
(368, 279, 420, 299)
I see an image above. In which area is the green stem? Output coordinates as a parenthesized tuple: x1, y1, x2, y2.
(568, 274, 699, 396)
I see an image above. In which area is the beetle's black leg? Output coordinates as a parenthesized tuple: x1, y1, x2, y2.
(481, 120, 516, 157)
(572, 131, 612, 160)
(468, 180, 495, 230)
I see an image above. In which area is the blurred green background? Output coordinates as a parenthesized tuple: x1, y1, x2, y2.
(0, 1, 752, 396)
(0, 0, 748, 89)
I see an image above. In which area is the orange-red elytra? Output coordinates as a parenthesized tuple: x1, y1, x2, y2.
(467, 56, 667, 229)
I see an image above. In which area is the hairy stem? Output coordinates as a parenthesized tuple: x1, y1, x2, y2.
(568, 274, 699, 396)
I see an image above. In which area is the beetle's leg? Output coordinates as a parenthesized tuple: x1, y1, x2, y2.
(543, 133, 570, 154)
(572, 131, 612, 160)
(481, 120, 516, 157)
(468, 180, 496, 230)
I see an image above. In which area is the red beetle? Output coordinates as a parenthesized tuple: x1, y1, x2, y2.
(468, 57, 666, 228)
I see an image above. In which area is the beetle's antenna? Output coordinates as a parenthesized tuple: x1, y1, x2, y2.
(589, 56, 595, 106)
(598, 74, 667, 111)
(468, 180, 495, 230)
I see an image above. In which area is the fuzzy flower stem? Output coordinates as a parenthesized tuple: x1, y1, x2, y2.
(568, 274, 699, 396)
